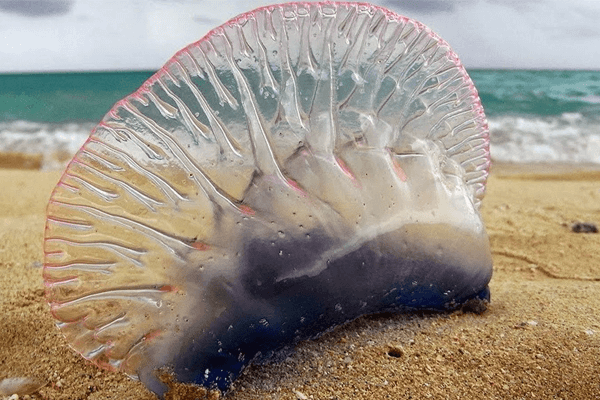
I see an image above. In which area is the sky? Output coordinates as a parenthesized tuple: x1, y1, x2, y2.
(0, 0, 598, 73)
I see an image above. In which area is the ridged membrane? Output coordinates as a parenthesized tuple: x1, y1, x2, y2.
(44, 1, 491, 395)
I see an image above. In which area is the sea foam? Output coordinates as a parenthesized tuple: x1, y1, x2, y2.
(488, 114, 600, 164)
(2, 115, 599, 170)
(0, 121, 91, 170)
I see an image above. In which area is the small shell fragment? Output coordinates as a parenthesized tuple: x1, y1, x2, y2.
(0, 377, 47, 396)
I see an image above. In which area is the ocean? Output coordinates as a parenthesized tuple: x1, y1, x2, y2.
(0, 69, 599, 170)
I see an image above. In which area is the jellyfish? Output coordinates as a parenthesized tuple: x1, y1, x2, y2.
(43, 2, 492, 396)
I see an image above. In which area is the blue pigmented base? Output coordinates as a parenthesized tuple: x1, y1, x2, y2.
(165, 227, 492, 392)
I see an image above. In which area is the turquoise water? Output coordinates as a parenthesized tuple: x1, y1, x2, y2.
(470, 69, 600, 118)
(0, 69, 599, 167)
(0, 71, 154, 123)
(2, 69, 599, 122)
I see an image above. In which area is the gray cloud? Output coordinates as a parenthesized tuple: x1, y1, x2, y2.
(0, 0, 73, 17)
(192, 15, 220, 25)
(488, 0, 600, 41)
(383, 0, 475, 14)
(484, 0, 544, 11)
(556, 26, 600, 39)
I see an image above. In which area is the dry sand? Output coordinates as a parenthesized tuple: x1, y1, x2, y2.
(0, 163, 599, 399)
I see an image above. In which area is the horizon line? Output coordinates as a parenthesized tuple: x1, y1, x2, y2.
(1, 67, 600, 75)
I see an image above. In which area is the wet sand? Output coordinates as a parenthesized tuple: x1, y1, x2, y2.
(0, 163, 599, 399)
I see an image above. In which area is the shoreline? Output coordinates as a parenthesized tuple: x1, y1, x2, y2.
(0, 163, 598, 399)
(490, 161, 600, 179)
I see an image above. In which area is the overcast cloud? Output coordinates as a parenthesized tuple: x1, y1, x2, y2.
(0, 0, 598, 72)
(0, 0, 73, 17)
(484, 0, 545, 11)
(383, 0, 462, 13)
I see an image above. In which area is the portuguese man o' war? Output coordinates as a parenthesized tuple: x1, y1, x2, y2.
(43, 2, 492, 396)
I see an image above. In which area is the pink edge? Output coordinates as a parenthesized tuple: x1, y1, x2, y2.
(285, 177, 308, 197)
(143, 329, 163, 343)
(239, 204, 256, 216)
(335, 156, 356, 181)
(159, 284, 179, 292)
(191, 241, 211, 251)
(390, 156, 408, 182)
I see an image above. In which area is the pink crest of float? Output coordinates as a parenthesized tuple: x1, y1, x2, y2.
(43, 2, 492, 395)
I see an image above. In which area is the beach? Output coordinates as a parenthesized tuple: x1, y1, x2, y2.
(0, 163, 599, 399)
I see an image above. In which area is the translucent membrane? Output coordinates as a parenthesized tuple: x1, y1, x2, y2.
(44, 2, 491, 395)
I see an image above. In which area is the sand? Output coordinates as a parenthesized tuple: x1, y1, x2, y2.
(0, 163, 599, 399)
